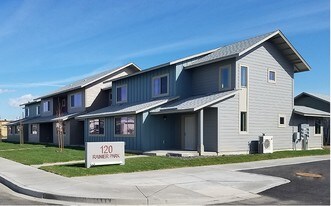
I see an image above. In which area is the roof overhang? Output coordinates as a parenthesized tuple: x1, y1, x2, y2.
(184, 54, 238, 70)
(293, 110, 330, 118)
(295, 92, 330, 104)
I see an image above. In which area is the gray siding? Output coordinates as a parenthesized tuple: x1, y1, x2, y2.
(41, 98, 53, 117)
(190, 59, 236, 95)
(28, 123, 40, 143)
(25, 103, 40, 118)
(295, 96, 330, 112)
(67, 90, 85, 113)
(113, 66, 176, 104)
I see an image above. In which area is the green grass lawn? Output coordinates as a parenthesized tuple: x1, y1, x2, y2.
(41, 149, 330, 177)
(0, 142, 85, 165)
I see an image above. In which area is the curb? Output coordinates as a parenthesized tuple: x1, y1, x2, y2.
(0, 174, 148, 204)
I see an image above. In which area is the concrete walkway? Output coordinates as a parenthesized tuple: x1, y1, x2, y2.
(0, 155, 329, 205)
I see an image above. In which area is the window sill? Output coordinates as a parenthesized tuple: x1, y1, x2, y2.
(114, 134, 136, 138)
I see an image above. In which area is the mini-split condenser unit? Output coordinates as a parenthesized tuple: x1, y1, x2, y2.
(258, 135, 273, 154)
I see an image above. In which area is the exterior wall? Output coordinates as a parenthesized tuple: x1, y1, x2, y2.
(211, 42, 294, 154)
(25, 103, 41, 118)
(53, 121, 70, 146)
(0, 121, 9, 138)
(290, 113, 323, 149)
(85, 112, 181, 152)
(113, 65, 176, 104)
(190, 58, 236, 95)
(295, 96, 330, 112)
(69, 119, 84, 145)
(41, 98, 53, 117)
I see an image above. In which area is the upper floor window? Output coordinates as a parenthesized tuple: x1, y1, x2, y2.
(25, 108, 29, 117)
(241, 66, 248, 88)
(268, 69, 276, 83)
(89, 119, 105, 135)
(114, 116, 135, 137)
(36, 106, 40, 115)
(70, 93, 82, 108)
(43, 101, 50, 112)
(152, 74, 169, 97)
(116, 85, 127, 103)
(220, 65, 231, 90)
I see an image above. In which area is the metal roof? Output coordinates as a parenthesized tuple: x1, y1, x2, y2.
(76, 97, 178, 119)
(293, 106, 330, 118)
(295, 92, 330, 104)
(23, 113, 82, 124)
(20, 99, 41, 107)
(185, 30, 311, 73)
(36, 63, 141, 100)
(150, 90, 237, 115)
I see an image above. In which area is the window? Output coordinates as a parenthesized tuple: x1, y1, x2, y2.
(315, 120, 322, 135)
(25, 108, 29, 117)
(279, 115, 286, 127)
(89, 119, 105, 135)
(116, 85, 127, 103)
(241, 66, 248, 87)
(115, 116, 135, 136)
(43, 101, 50, 112)
(31, 124, 38, 135)
(36, 106, 40, 115)
(15, 125, 20, 134)
(268, 69, 276, 83)
(240, 112, 247, 132)
(8, 126, 11, 134)
(70, 93, 82, 108)
(152, 74, 169, 97)
(220, 65, 231, 90)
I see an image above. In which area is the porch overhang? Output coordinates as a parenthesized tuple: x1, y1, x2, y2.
(76, 97, 179, 119)
(293, 106, 330, 118)
(150, 90, 237, 115)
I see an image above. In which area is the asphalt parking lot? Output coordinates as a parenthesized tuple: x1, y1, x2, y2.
(0, 183, 43, 205)
(227, 160, 330, 205)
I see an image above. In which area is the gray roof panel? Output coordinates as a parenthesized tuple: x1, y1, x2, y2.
(151, 90, 237, 114)
(294, 106, 330, 117)
(77, 97, 178, 119)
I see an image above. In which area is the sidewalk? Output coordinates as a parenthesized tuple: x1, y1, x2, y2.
(0, 155, 329, 205)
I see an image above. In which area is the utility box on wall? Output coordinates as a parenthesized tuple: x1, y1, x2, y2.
(299, 124, 309, 150)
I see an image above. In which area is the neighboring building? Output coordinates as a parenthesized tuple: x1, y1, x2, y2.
(78, 30, 315, 155)
(292, 92, 330, 146)
(7, 63, 141, 146)
(0, 119, 10, 139)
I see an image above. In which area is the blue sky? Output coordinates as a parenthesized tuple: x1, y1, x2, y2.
(0, 0, 329, 120)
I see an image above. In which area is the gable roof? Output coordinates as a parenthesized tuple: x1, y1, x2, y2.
(37, 63, 141, 99)
(295, 92, 330, 104)
(185, 30, 311, 73)
(293, 106, 329, 118)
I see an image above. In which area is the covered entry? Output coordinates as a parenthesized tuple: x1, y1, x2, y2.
(40, 123, 53, 143)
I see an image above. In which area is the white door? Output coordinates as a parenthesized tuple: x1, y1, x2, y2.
(184, 116, 196, 150)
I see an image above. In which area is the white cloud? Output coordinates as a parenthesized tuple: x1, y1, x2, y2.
(0, 89, 15, 94)
(8, 94, 36, 108)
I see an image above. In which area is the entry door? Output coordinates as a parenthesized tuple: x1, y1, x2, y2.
(184, 116, 196, 150)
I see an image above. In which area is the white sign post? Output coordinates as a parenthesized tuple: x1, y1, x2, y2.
(85, 142, 125, 168)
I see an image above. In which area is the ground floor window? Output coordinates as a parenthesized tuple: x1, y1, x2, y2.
(240, 112, 247, 132)
(31, 124, 38, 135)
(279, 114, 286, 127)
(114, 116, 135, 136)
(315, 120, 322, 135)
(89, 119, 105, 135)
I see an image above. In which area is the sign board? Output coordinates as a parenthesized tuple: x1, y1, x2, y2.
(85, 141, 125, 168)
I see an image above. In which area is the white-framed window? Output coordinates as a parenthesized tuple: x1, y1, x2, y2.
(314, 119, 322, 135)
(70, 93, 82, 108)
(25, 108, 29, 117)
(114, 116, 135, 137)
(268, 69, 276, 83)
(219, 65, 231, 90)
(31, 124, 38, 135)
(278, 114, 286, 127)
(240, 65, 248, 88)
(36, 106, 40, 116)
(240, 112, 247, 133)
(116, 85, 127, 103)
(89, 119, 105, 135)
(152, 74, 169, 97)
(43, 100, 50, 112)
